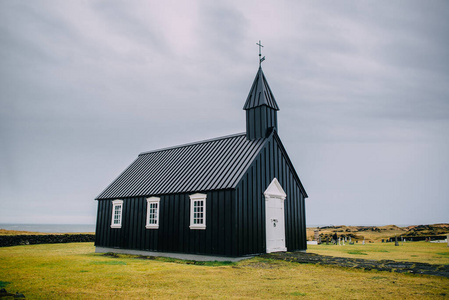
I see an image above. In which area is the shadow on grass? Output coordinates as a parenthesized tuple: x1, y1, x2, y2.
(101, 252, 235, 267)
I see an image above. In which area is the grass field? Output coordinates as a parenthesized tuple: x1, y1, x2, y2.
(308, 241, 449, 265)
(1, 243, 448, 299)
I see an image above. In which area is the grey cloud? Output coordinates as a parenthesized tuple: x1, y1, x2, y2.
(1, 0, 448, 225)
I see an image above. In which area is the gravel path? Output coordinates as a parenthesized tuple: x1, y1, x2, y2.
(263, 252, 449, 278)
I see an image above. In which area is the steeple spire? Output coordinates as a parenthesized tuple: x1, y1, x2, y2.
(243, 48, 280, 140)
(243, 67, 279, 111)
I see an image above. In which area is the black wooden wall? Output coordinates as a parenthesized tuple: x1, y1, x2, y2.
(95, 131, 307, 257)
(95, 189, 236, 256)
(246, 106, 277, 140)
(235, 132, 307, 256)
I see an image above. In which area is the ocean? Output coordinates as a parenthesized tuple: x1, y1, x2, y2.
(0, 224, 96, 233)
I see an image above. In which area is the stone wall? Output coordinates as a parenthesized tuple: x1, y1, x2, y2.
(0, 234, 95, 247)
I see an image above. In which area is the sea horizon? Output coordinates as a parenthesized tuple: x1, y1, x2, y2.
(2, 223, 444, 233)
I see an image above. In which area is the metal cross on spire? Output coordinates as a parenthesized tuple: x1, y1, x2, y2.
(257, 40, 265, 66)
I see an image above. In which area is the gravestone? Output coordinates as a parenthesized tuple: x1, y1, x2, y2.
(395, 236, 399, 246)
(314, 230, 320, 243)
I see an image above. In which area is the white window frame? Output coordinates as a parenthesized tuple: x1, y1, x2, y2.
(146, 197, 160, 229)
(189, 193, 207, 230)
(111, 199, 123, 228)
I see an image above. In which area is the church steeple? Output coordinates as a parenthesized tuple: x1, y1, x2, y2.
(243, 66, 279, 140)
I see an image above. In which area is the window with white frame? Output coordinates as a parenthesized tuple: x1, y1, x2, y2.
(111, 199, 123, 228)
(189, 193, 206, 230)
(146, 197, 160, 229)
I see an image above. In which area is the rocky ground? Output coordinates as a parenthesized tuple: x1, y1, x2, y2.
(264, 252, 449, 278)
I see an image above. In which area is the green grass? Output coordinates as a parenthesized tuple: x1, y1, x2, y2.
(93, 260, 127, 265)
(131, 254, 236, 267)
(290, 291, 307, 296)
(1, 243, 448, 299)
(347, 250, 368, 255)
(308, 241, 449, 264)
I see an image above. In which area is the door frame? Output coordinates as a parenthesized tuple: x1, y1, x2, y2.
(264, 178, 287, 253)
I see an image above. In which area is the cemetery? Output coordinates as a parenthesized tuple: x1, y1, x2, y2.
(307, 223, 449, 244)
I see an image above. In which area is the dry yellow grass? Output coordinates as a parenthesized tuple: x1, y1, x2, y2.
(0, 228, 95, 235)
(307, 241, 449, 265)
(1, 243, 448, 299)
(0, 229, 94, 236)
(0, 229, 54, 236)
(307, 224, 449, 243)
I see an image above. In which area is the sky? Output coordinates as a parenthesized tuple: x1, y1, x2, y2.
(1, 1, 448, 226)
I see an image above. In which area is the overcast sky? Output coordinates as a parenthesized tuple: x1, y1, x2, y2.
(1, 1, 448, 226)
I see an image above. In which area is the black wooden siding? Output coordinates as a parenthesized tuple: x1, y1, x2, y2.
(95, 190, 236, 256)
(246, 106, 278, 140)
(95, 129, 307, 257)
(235, 131, 307, 256)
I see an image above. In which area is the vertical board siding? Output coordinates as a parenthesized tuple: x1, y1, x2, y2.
(95, 132, 307, 257)
(246, 106, 278, 140)
(95, 190, 235, 256)
(235, 133, 307, 255)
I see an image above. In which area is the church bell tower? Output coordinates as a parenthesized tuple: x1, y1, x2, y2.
(243, 43, 280, 140)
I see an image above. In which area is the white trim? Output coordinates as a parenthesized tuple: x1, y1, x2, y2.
(264, 178, 286, 200)
(146, 197, 160, 229)
(189, 193, 206, 230)
(265, 178, 287, 253)
(111, 199, 123, 228)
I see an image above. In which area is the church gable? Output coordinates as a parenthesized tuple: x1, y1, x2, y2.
(236, 129, 307, 198)
(233, 129, 307, 255)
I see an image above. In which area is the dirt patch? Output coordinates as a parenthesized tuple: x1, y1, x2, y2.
(263, 252, 449, 278)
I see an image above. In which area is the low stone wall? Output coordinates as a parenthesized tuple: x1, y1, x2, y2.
(387, 235, 448, 242)
(265, 252, 449, 278)
(0, 234, 95, 247)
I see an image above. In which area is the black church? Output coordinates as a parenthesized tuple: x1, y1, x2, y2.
(94, 63, 308, 258)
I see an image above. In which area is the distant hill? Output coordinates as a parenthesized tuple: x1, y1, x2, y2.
(307, 224, 449, 242)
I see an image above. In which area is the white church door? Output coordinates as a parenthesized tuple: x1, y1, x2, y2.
(264, 178, 287, 253)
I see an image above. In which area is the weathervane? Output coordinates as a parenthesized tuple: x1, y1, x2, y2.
(256, 40, 265, 66)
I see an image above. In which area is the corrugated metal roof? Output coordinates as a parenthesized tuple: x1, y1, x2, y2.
(243, 67, 279, 111)
(96, 133, 267, 199)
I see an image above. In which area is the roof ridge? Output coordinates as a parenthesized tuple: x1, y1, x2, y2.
(139, 132, 246, 156)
